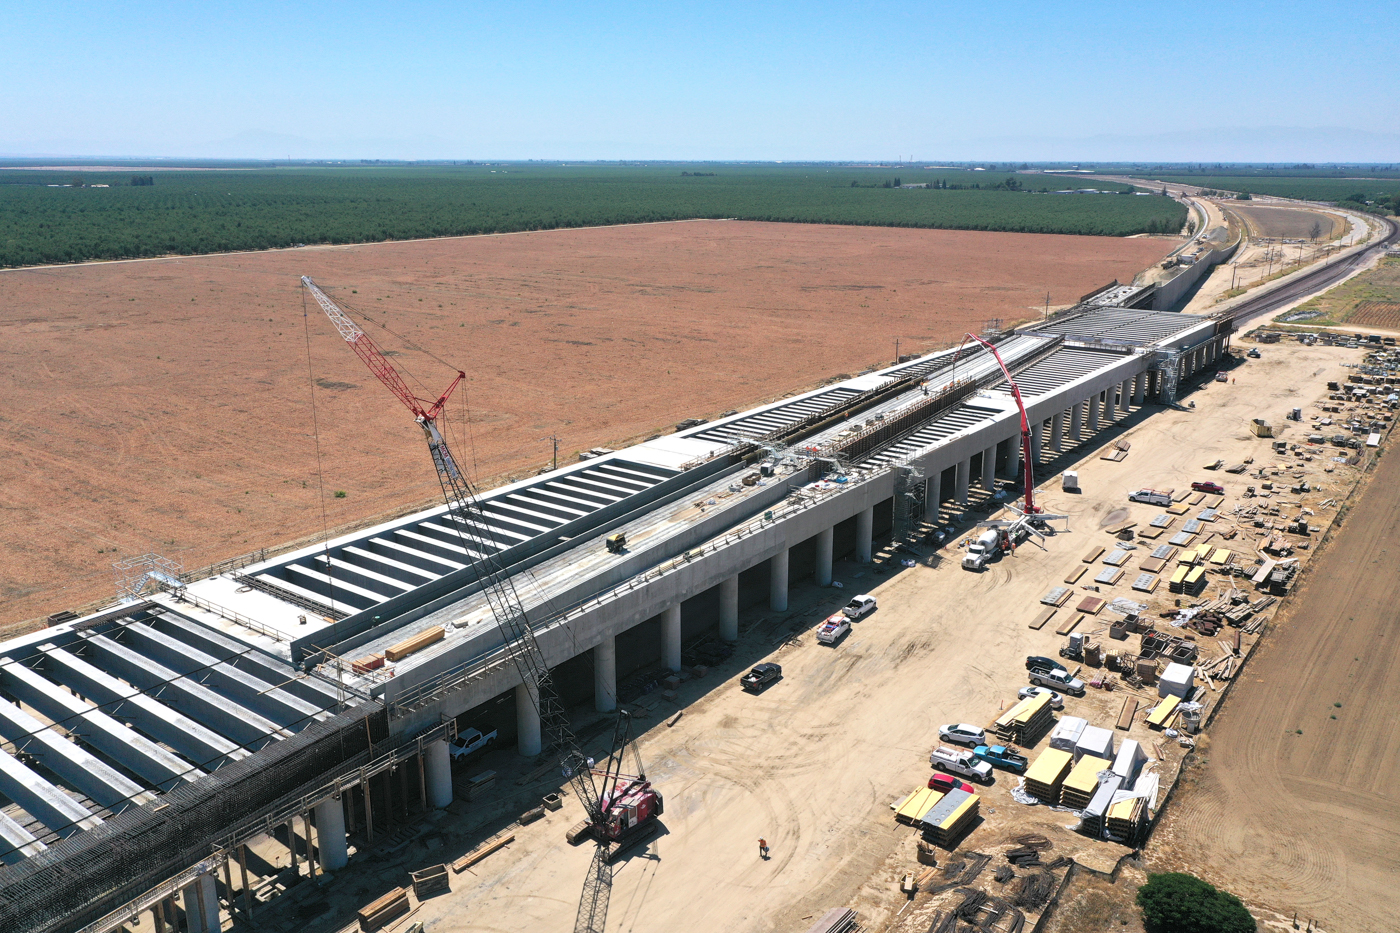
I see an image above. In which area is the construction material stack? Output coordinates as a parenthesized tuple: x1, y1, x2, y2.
(1105, 797, 1148, 843)
(1023, 748, 1073, 804)
(920, 787, 980, 846)
(894, 786, 944, 825)
(993, 691, 1054, 746)
(1060, 755, 1111, 810)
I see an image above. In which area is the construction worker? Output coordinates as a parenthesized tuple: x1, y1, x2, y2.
(758, 838, 770, 860)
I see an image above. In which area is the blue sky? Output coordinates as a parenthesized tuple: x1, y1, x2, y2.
(4, 1, 1397, 161)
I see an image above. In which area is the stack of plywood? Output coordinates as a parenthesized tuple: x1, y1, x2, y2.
(1060, 755, 1111, 810)
(1023, 748, 1073, 804)
(358, 888, 410, 932)
(894, 786, 944, 825)
(1146, 695, 1182, 730)
(993, 690, 1054, 745)
(920, 788, 979, 846)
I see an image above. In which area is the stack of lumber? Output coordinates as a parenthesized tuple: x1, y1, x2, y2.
(1183, 565, 1208, 596)
(358, 888, 410, 932)
(385, 626, 445, 662)
(1059, 755, 1110, 810)
(920, 788, 979, 846)
(1023, 748, 1073, 804)
(803, 908, 860, 933)
(993, 690, 1054, 745)
(894, 786, 944, 825)
(1105, 796, 1147, 842)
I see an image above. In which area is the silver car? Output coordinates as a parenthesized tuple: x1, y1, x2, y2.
(938, 723, 986, 747)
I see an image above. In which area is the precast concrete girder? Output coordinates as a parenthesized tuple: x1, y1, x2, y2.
(147, 613, 341, 708)
(38, 645, 247, 769)
(78, 634, 289, 750)
(0, 657, 202, 791)
(0, 810, 46, 864)
(120, 623, 329, 727)
(0, 747, 103, 837)
(0, 697, 150, 812)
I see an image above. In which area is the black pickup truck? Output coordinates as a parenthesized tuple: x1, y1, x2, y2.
(740, 663, 782, 693)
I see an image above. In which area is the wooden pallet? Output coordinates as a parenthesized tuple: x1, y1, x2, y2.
(1063, 566, 1086, 584)
(1082, 546, 1105, 563)
(1115, 698, 1139, 730)
(1054, 614, 1082, 636)
(1028, 607, 1057, 631)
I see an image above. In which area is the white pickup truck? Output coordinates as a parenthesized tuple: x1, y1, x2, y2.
(929, 745, 994, 784)
(449, 727, 498, 760)
(816, 613, 851, 645)
(1028, 666, 1086, 696)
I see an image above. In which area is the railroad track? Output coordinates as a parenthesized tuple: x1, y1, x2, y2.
(1216, 215, 1399, 326)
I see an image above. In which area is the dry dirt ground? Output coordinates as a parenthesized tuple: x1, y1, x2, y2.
(0, 221, 1175, 633)
(155, 338, 1364, 933)
(1149, 434, 1400, 933)
(1226, 204, 1345, 241)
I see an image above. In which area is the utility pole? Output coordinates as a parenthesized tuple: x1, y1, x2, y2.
(549, 435, 558, 471)
(1044, 291, 1050, 321)
(894, 338, 900, 365)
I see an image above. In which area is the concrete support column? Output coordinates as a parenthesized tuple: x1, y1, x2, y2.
(182, 874, 219, 933)
(314, 797, 348, 872)
(955, 458, 971, 505)
(1133, 373, 1146, 406)
(981, 445, 997, 490)
(662, 604, 682, 672)
(924, 474, 941, 522)
(769, 548, 789, 612)
(594, 636, 617, 711)
(856, 507, 874, 563)
(1030, 421, 1043, 463)
(515, 682, 542, 757)
(1050, 412, 1065, 452)
(815, 527, 833, 586)
(424, 739, 453, 809)
(1070, 401, 1084, 441)
(1007, 437, 1022, 479)
(1119, 379, 1131, 413)
(719, 576, 739, 642)
(1088, 394, 1101, 431)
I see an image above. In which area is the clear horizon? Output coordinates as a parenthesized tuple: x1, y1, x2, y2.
(4, 1, 1397, 163)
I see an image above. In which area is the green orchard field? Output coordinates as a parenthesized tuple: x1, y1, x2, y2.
(0, 163, 1186, 268)
(1132, 173, 1400, 205)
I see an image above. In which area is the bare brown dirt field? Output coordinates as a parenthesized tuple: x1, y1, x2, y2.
(1149, 440, 1400, 932)
(1350, 300, 1400, 329)
(1228, 203, 1343, 240)
(0, 221, 1175, 631)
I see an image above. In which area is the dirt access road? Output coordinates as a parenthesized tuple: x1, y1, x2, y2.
(0, 221, 1174, 633)
(323, 340, 1360, 933)
(1150, 438, 1400, 932)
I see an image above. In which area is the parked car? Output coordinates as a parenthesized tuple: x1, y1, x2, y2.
(938, 723, 986, 747)
(449, 727, 498, 760)
(929, 745, 994, 784)
(1028, 666, 1086, 696)
(1024, 655, 1066, 674)
(816, 613, 851, 645)
(841, 595, 878, 620)
(1017, 685, 1064, 709)
(741, 662, 782, 692)
(973, 744, 1029, 773)
(928, 773, 977, 793)
(1191, 480, 1225, 495)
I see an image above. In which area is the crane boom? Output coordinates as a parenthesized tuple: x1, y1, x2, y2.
(304, 277, 636, 933)
(954, 333, 1040, 514)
